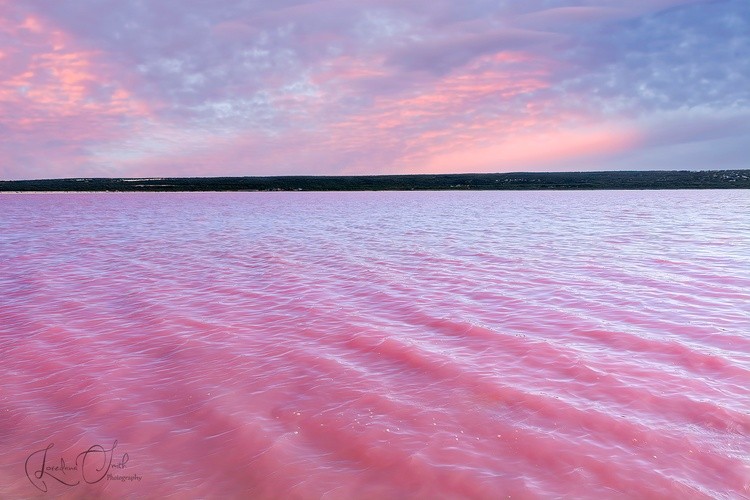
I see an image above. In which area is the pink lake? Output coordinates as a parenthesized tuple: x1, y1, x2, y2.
(1, 190, 749, 498)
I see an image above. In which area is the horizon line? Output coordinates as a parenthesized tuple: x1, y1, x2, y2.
(3, 168, 750, 183)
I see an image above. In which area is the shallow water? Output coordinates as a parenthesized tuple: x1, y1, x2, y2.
(1, 190, 749, 499)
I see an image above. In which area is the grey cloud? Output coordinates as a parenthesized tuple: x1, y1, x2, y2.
(556, 0, 750, 113)
(515, 6, 631, 31)
(4, 0, 747, 179)
(385, 28, 557, 75)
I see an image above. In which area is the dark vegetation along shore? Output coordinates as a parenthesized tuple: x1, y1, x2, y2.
(1, 170, 749, 191)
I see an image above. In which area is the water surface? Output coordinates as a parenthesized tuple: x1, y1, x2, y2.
(1, 191, 749, 498)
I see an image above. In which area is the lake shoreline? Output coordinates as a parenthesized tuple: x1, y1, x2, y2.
(1, 169, 749, 192)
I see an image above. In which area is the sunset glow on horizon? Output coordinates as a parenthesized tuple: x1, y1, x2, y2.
(1, 0, 748, 180)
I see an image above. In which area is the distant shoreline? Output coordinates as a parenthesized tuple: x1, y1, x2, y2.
(1, 170, 749, 191)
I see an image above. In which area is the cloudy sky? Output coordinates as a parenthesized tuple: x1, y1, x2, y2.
(1, 0, 748, 179)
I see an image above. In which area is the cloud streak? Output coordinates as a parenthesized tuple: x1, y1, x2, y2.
(0, 0, 747, 179)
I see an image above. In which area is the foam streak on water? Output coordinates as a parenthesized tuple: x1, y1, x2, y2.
(1, 191, 749, 498)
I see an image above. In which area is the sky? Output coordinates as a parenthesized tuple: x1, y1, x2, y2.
(0, 0, 748, 179)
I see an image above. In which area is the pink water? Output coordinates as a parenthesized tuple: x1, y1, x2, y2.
(1, 191, 749, 499)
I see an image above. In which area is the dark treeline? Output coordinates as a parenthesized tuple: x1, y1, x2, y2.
(1, 170, 749, 191)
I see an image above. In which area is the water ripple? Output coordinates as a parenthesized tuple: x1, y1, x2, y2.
(1, 190, 749, 498)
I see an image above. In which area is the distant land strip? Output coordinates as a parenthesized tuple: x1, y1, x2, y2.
(1, 170, 749, 192)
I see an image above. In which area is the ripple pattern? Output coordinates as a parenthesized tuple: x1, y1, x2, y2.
(1, 190, 749, 499)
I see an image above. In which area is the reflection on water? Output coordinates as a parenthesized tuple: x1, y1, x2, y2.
(1, 190, 749, 498)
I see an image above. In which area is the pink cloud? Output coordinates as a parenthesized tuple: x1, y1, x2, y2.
(78, 46, 630, 178)
(418, 125, 643, 173)
(0, 0, 745, 179)
(309, 51, 556, 174)
(0, 7, 152, 178)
